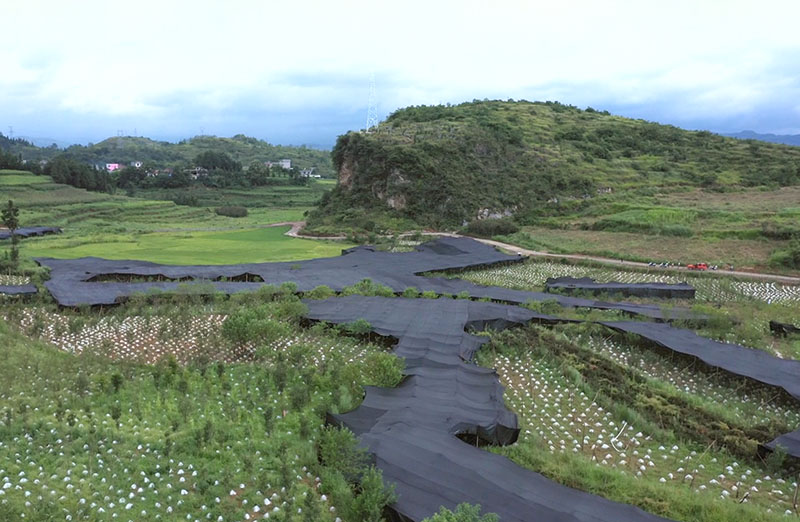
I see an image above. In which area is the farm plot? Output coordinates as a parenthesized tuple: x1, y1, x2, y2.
(0, 274, 30, 285)
(22, 226, 352, 265)
(456, 261, 800, 304)
(0, 307, 394, 521)
(488, 349, 800, 516)
(575, 333, 800, 429)
(5, 308, 375, 367)
(0, 348, 342, 521)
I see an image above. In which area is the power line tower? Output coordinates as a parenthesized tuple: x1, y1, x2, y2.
(8, 126, 13, 139)
(365, 73, 378, 133)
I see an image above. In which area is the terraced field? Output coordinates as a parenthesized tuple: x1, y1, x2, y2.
(488, 342, 800, 516)
(4, 307, 374, 367)
(456, 260, 800, 304)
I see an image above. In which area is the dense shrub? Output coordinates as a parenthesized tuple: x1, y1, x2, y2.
(464, 218, 519, 237)
(769, 240, 800, 269)
(423, 503, 499, 522)
(44, 155, 113, 193)
(214, 206, 248, 218)
(172, 193, 199, 207)
(221, 306, 291, 344)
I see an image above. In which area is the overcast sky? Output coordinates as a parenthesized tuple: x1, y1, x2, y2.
(3, 0, 799, 148)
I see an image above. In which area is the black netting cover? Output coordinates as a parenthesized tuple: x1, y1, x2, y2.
(0, 226, 62, 240)
(546, 276, 696, 299)
(306, 296, 672, 522)
(0, 284, 37, 296)
(35, 237, 697, 321)
(599, 321, 800, 456)
(770, 321, 800, 337)
(25, 236, 800, 515)
(600, 321, 800, 402)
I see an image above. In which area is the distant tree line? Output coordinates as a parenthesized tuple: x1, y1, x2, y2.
(44, 156, 113, 192)
(5, 150, 312, 195)
(114, 151, 309, 191)
(0, 149, 24, 170)
(1, 133, 336, 177)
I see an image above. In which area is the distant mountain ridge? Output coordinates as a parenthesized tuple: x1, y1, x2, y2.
(724, 131, 800, 147)
(0, 134, 335, 177)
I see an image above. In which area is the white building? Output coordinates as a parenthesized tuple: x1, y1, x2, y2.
(265, 159, 291, 169)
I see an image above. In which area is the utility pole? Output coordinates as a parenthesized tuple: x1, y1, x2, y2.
(365, 73, 378, 133)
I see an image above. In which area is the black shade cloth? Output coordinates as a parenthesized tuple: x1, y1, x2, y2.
(601, 321, 800, 457)
(0, 284, 37, 295)
(770, 320, 800, 337)
(546, 276, 696, 299)
(600, 321, 800, 402)
(35, 237, 697, 321)
(0, 226, 61, 240)
(306, 296, 672, 522)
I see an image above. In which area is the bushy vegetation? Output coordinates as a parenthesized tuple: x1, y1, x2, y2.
(464, 218, 519, 237)
(0, 288, 401, 521)
(1, 199, 20, 271)
(215, 205, 248, 218)
(0, 147, 26, 170)
(423, 503, 498, 521)
(44, 156, 113, 193)
(769, 240, 800, 269)
(308, 100, 800, 235)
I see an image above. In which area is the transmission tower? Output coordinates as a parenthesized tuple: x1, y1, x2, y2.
(365, 73, 378, 133)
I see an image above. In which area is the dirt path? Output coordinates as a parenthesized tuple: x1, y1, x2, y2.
(284, 222, 800, 285)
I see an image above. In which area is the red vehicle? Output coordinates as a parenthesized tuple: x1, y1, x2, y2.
(687, 263, 708, 271)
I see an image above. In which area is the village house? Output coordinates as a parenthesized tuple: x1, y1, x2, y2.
(265, 159, 291, 169)
(187, 166, 209, 180)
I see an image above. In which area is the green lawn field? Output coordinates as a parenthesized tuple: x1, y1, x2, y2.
(2, 169, 346, 267)
(22, 226, 351, 265)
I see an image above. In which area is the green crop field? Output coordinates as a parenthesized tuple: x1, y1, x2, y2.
(2, 169, 346, 269)
(135, 182, 331, 210)
(0, 172, 52, 185)
(22, 226, 350, 265)
(0, 290, 401, 521)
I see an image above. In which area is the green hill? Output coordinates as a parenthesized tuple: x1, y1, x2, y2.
(308, 100, 800, 232)
(1, 134, 335, 177)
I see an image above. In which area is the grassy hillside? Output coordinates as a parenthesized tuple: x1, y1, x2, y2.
(307, 100, 800, 272)
(311, 101, 800, 230)
(1, 133, 335, 177)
